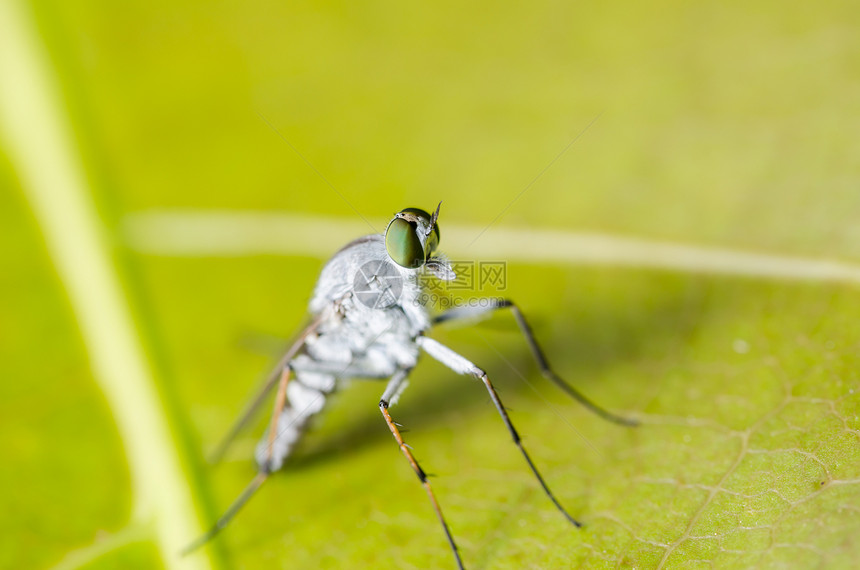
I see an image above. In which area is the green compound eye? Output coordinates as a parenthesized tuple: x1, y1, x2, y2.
(385, 217, 425, 268)
(399, 207, 440, 255)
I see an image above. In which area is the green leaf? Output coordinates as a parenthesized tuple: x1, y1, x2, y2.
(2, 0, 858, 569)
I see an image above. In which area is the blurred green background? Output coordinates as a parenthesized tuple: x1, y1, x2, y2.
(2, 0, 859, 568)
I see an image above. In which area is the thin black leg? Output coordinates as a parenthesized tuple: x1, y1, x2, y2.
(433, 299, 638, 427)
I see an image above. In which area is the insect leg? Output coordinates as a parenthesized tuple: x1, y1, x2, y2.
(258, 346, 399, 473)
(417, 336, 583, 528)
(181, 471, 268, 555)
(209, 315, 324, 464)
(433, 299, 637, 426)
(379, 368, 464, 570)
(185, 372, 335, 555)
(264, 365, 292, 471)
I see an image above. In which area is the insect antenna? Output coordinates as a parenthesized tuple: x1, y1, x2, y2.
(429, 201, 441, 233)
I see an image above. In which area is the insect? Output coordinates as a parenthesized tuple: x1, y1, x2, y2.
(185, 203, 637, 568)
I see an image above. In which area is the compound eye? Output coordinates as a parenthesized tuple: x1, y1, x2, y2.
(385, 217, 425, 268)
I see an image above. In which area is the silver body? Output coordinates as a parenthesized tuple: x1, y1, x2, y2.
(184, 204, 636, 570)
(255, 233, 431, 471)
(188, 205, 634, 568)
